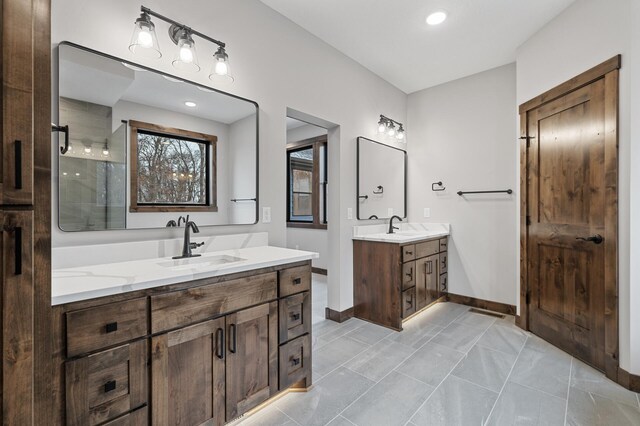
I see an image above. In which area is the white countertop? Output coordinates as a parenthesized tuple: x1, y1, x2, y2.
(352, 222, 450, 244)
(52, 246, 318, 306)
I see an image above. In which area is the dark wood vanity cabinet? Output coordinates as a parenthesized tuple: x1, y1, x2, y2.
(354, 236, 448, 330)
(52, 261, 312, 425)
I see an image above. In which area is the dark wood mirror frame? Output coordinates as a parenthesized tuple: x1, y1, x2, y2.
(128, 120, 218, 213)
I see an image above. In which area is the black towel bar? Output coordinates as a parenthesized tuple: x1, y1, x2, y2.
(457, 189, 513, 196)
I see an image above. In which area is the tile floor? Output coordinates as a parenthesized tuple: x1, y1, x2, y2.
(237, 275, 640, 426)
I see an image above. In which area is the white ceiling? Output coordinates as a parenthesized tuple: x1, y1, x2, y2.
(261, 0, 575, 93)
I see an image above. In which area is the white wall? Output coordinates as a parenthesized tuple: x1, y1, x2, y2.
(227, 114, 258, 224)
(286, 123, 327, 143)
(515, 0, 638, 373)
(407, 63, 518, 306)
(51, 0, 407, 313)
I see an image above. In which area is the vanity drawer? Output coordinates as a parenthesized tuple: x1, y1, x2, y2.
(66, 298, 147, 357)
(439, 238, 448, 252)
(279, 334, 311, 390)
(102, 406, 147, 426)
(439, 273, 448, 295)
(415, 240, 439, 259)
(279, 291, 311, 344)
(150, 272, 277, 333)
(279, 265, 311, 297)
(401, 287, 416, 318)
(65, 341, 147, 426)
(402, 262, 416, 291)
(402, 244, 416, 262)
(440, 252, 448, 274)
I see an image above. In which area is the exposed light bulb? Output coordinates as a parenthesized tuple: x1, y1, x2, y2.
(179, 46, 193, 63)
(84, 146, 92, 154)
(387, 128, 396, 137)
(102, 149, 110, 156)
(396, 131, 405, 140)
(214, 60, 228, 76)
(378, 123, 387, 133)
(137, 29, 153, 47)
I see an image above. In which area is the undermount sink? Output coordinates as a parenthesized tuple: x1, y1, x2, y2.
(157, 254, 246, 270)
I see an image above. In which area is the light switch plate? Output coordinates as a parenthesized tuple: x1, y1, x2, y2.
(424, 208, 431, 218)
(262, 207, 271, 223)
(347, 208, 353, 220)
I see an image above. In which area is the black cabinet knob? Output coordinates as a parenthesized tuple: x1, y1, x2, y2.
(105, 322, 118, 333)
(104, 380, 116, 393)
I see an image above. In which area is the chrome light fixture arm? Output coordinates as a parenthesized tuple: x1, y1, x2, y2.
(140, 6, 226, 49)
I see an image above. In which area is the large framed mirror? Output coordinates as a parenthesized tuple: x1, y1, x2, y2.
(56, 42, 258, 231)
(356, 137, 406, 220)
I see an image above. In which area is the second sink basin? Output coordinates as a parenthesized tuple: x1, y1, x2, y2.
(157, 254, 246, 270)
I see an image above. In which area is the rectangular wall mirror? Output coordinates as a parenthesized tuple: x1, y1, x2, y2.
(56, 42, 258, 231)
(357, 137, 406, 220)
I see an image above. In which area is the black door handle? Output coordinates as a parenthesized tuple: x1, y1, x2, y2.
(229, 324, 237, 353)
(216, 327, 225, 359)
(14, 141, 22, 190)
(576, 234, 603, 244)
(52, 124, 70, 154)
(14, 226, 22, 275)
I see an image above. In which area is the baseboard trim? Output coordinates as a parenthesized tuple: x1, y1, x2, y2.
(613, 368, 640, 392)
(312, 267, 327, 276)
(446, 293, 516, 316)
(325, 307, 354, 323)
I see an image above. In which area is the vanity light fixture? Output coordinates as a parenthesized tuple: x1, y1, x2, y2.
(83, 146, 92, 154)
(376, 115, 406, 142)
(102, 140, 110, 156)
(129, 6, 233, 81)
(426, 11, 447, 26)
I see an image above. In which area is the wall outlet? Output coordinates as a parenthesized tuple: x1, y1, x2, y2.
(387, 207, 394, 217)
(262, 207, 271, 223)
(347, 208, 353, 220)
(424, 208, 431, 218)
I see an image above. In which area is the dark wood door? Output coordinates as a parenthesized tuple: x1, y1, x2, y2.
(225, 301, 278, 421)
(526, 79, 610, 371)
(415, 255, 438, 310)
(2, 210, 34, 423)
(151, 317, 226, 426)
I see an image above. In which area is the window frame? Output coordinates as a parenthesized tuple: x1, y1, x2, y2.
(129, 119, 218, 213)
(286, 135, 327, 229)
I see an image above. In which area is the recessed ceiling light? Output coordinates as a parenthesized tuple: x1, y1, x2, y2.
(184, 101, 197, 107)
(426, 11, 447, 26)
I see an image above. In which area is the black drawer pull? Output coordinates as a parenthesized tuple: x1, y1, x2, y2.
(104, 380, 116, 393)
(105, 322, 118, 333)
(216, 327, 225, 360)
(291, 357, 301, 366)
(229, 324, 237, 353)
(405, 250, 413, 255)
(290, 312, 301, 321)
(292, 277, 302, 285)
(14, 140, 22, 189)
(14, 226, 22, 275)
(405, 267, 413, 279)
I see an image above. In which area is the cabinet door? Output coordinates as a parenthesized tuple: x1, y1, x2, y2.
(151, 317, 226, 426)
(1, 0, 34, 205)
(1, 210, 34, 423)
(226, 301, 278, 421)
(415, 255, 439, 310)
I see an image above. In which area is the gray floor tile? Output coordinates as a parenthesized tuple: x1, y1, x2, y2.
(396, 342, 465, 387)
(344, 321, 393, 345)
(410, 375, 498, 426)
(566, 387, 640, 426)
(341, 371, 434, 426)
(315, 318, 367, 348)
(571, 359, 640, 407)
(476, 323, 528, 356)
(385, 318, 443, 349)
(325, 416, 356, 426)
(508, 336, 572, 399)
(417, 302, 468, 327)
(486, 381, 566, 426)
(276, 367, 374, 426)
(344, 338, 416, 382)
(236, 404, 297, 426)
(454, 310, 497, 330)
(452, 345, 517, 392)
(430, 321, 486, 353)
(313, 335, 370, 379)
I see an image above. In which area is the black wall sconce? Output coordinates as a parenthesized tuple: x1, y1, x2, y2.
(377, 115, 405, 141)
(129, 5, 234, 83)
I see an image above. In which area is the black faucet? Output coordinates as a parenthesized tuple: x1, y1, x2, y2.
(388, 215, 403, 234)
(165, 219, 178, 227)
(173, 215, 204, 259)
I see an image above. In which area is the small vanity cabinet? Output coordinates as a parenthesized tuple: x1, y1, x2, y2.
(53, 261, 313, 425)
(354, 236, 448, 330)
